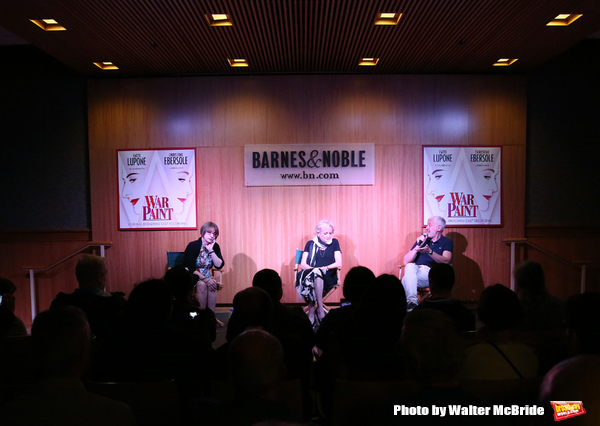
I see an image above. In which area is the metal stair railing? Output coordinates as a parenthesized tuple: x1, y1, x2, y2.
(503, 238, 591, 293)
(23, 241, 112, 320)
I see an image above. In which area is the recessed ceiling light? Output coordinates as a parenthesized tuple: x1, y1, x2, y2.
(359, 58, 379, 66)
(206, 14, 233, 26)
(228, 58, 248, 67)
(30, 19, 66, 31)
(546, 14, 582, 26)
(493, 58, 518, 67)
(93, 62, 119, 70)
(375, 13, 402, 25)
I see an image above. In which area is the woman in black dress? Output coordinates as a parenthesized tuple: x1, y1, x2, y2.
(296, 219, 342, 326)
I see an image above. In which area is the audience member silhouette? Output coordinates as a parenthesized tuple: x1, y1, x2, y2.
(89, 278, 202, 398)
(401, 309, 465, 384)
(514, 261, 567, 375)
(50, 254, 126, 338)
(458, 284, 538, 380)
(0, 278, 27, 338)
(0, 306, 135, 426)
(251, 268, 314, 370)
(339, 264, 374, 304)
(535, 293, 600, 425)
(564, 291, 600, 356)
(89, 278, 174, 381)
(335, 274, 407, 381)
(225, 286, 274, 343)
(183, 329, 294, 426)
(229, 328, 286, 394)
(373, 309, 501, 425)
(251, 268, 314, 411)
(164, 265, 217, 346)
(415, 263, 475, 331)
(226, 329, 292, 424)
(315, 265, 375, 352)
(164, 265, 217, 399)
(214, 285, 315, 421)
(211, 287, 275, 382)
(312, 266, 376, 416)
(515, 260, 565, 330)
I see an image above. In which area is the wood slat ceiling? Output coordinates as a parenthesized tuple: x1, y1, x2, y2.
(0, 0, 599, 77)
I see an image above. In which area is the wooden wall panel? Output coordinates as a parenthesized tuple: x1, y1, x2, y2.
(84, 74, 526, 307)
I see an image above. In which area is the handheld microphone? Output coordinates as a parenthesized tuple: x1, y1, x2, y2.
(418, 234, 432, 248)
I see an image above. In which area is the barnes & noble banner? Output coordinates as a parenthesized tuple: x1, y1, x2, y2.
(118, 148, 197, 230)
(245, 143, 375, 186)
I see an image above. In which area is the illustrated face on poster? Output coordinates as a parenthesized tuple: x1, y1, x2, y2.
(471, 167, 499, 211)
(118, 149, 197, 230)
(169, 170, 194, 213)
(425, 148, 462, 215)
(156, 150, 195, 216)
(463, 147, 500, 216)
(423, 147, 501, 227)
(120, 153, 151, 216)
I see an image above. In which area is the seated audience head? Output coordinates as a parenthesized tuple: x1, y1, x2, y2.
(164, 265, 195, 301)
(226, 287, 274, 342)
(342, 266, 375, 303)
(252, 268, 283, 302)
(75, 254, 107, 290)
(401, 309, 464, 383)
(514, 260, 546, 297)
(538, 354, 600, 426)
(565, 292, 600, 355)
(31, 306, 92, 378)
(126, 279, 173, 325)
(363, 274, 406, 309)
(0, 277, 17, 312)
(228, 329, 286, 398)
(359, 274, 407, 329)
(478, 284, 522, 332)
(0, 277, 17, 296)
(428, 263, 455, 296)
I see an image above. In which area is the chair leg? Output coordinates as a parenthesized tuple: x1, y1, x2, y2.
(321, 286, 338, 313)
(302, 286, 338, 316)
